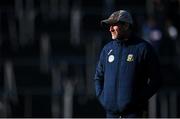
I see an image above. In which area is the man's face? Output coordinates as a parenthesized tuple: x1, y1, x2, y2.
(109, 23, 126, 40)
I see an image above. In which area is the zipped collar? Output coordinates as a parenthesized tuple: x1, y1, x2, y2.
(114, 34, 138, 45)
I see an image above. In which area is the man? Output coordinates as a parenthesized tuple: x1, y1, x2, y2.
(94, 10, 162, 118)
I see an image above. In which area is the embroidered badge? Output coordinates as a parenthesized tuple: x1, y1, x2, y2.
(108, 55, 114, 63)
(127, 54, 134, 62)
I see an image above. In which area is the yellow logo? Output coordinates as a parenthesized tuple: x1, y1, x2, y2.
(127, 54, 134, 62)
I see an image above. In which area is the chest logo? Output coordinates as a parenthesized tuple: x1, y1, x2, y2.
(108, 49, 113, 55)
(108, 55, 114, 63)
(127, 54, 134, 62)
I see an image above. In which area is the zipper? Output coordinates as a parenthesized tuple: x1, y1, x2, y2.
(116, 41, 124, 111)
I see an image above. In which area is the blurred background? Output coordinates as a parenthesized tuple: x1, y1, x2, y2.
(0, 0, 179, 118)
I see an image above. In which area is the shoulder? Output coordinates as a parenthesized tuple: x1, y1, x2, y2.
(102, 41, 115, 51)
(133, 37, 153, 51)
(131, 36, 157, 58)
(138, 39, 158, 59)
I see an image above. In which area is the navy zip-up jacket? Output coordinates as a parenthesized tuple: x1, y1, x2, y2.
(94, 35, 161, 114)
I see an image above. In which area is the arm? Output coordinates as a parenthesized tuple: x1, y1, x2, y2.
(140, 44, 162, 101)
(121, 44, 162, 114)
(94, 48, 105, 99)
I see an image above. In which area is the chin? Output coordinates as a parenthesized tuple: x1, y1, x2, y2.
(112, 36, 117, 39)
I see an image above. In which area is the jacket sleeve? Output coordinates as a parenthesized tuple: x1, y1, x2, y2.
(94, 48, 105, 98)
(140, 44, 162, 101)
(121, 44, 162, 115)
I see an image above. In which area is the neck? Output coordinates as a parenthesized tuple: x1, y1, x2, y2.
(119, 32, 131, 41)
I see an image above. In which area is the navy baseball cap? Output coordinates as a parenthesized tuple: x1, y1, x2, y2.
(101, 10, 133, 27)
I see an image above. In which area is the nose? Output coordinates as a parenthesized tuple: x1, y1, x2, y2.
(109, 26, 114, 32)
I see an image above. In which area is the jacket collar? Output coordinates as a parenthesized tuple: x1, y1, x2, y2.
(114, 34, 140, 46)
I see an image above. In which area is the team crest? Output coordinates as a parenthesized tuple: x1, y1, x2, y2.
(127, 54, 134, 62)
(108, 55, 114, 63)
